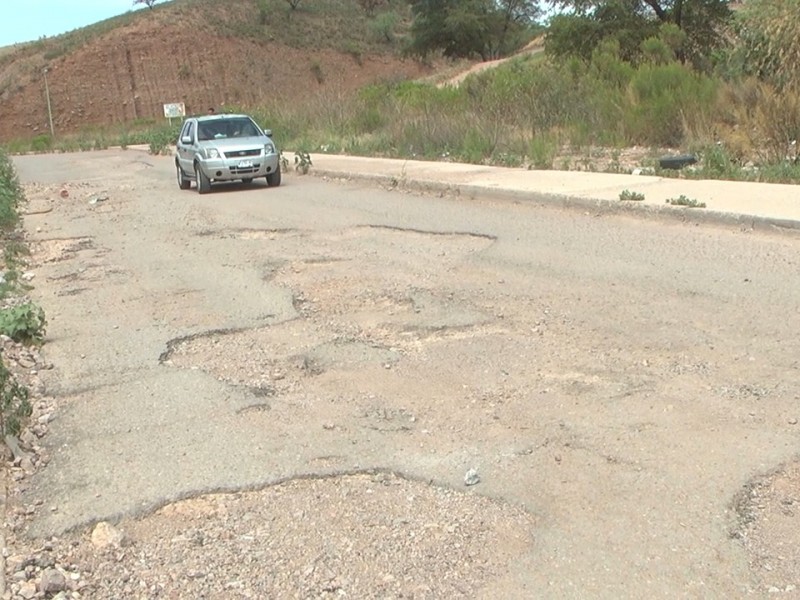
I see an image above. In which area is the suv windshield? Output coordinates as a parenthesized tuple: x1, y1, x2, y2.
(197, 118, 260, 141)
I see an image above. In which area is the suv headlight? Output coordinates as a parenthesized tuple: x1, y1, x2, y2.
(206, 148, 221, 159)
(264, 142, 275, 155)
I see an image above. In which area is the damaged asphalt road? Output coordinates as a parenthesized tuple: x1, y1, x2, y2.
(11, 148, 800, 596)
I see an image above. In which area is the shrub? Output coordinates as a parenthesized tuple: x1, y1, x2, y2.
(0, 302, 47, 344)
(369, 11, 398, 43)
(619, 189, 645, 201)
(144, 122, 181, 155)
(458, 129, 494, 164)
(528, 134, 558, 170)
(700, 144, 739, 178)
(342, 41, 363, 65)
(626, 63, 718, 146)
(0, 358, 31, 437)
(666, 194, 706, 208)
(257, 0, 270, 25)
(30, 135, 54, 153)
(0, 147, 25, 230)
(310, 61, 325, 84)
(294, 150, 313, 174)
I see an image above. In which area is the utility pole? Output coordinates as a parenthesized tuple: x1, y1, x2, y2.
(43, 68, 54, 137)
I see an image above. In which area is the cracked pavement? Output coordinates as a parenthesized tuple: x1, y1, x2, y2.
(11, 148, 800, 596)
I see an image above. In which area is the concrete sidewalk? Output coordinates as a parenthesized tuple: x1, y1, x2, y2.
(307, 153, 800, 230)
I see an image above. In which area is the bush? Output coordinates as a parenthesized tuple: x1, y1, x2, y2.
(369, 11, 398, 43)
(0, 302, 47, 344)
(700, 144, 739, 178)
(626, 63, 718, 146)
(619, 189, 645, 201)
(144, 122, 182, 155)
(30, 135, 54, 153)
(0, 151, 39, 435)
(0, 147, 25, 231)
(0, 358, 31, 437)
(528, 134, 558, 169)
(666, 194, 706, 208)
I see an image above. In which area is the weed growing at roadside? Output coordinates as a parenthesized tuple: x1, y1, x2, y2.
(145, 123, 182, 155)
(0, 146, 40, 437)
(619, 189, 645, 201)
(1, 237, 29, 299)
(294, 150, 313, 174)
(0, 302, 46, 344)
(0, 358, 31, 437)
(310, 61, 325, 84)
(528, 134, 558, 170)
(0, 148, 25, 230)
(666, 194, 706, 208)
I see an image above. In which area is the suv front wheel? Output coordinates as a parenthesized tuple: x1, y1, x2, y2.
(177, 164, 191, 190)
(196, 164, 212, 194)
(266, 166, 281, 187)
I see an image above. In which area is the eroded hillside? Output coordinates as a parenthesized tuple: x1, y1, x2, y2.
(0, 0, 433, 141)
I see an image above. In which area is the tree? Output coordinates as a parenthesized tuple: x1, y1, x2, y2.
(547, 2, 660, 63)
(544, 0, 732, 67)
(409, 0, 540, 60)
(133, 0, 158, 9)
(358, 0, 387, 16)
(735, 0, 800, 89)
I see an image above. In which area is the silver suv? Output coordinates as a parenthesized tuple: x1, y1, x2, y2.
(175, 114, 281, 193)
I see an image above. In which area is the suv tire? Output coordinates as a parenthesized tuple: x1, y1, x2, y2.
(196, 165, 211, 194)
(177, 164, 191, 190)
(266, 166, 281, 187)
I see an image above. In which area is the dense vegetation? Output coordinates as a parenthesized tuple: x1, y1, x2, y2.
(2, 0, 800, 183)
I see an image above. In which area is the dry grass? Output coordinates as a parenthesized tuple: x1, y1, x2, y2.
(716, 78, 800, 164)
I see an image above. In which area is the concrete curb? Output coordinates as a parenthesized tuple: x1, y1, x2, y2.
(310, 167, 800, 233)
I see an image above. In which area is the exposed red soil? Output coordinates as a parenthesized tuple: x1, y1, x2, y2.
(0, 9, 435, 141)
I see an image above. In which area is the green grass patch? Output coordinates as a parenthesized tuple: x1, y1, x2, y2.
(666, 194, 706, 208)
(619, 189, 645, 201)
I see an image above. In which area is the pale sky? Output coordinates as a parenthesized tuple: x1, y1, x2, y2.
(0, 0, 147, 47)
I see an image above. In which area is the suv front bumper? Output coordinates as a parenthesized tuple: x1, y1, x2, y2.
(197, 153, 280, 181)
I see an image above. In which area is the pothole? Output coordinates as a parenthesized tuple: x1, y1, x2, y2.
(45, 472, 535, 598)
(56, 288, 88, 297)
(731, 460, 800, 595)
(197, 228, 303, 240)
(162, 322, 398, 391)
(235, 402, 271, 415)
(305, 339, 399, 371)
(360, 405, 417, 433)
(30, 237, 94, 263)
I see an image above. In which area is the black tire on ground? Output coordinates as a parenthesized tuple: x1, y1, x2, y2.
(266, 166, 281, 187)
(196, 165, 211, 194)
(658, 154, 697, 170)
(177, 164, 191, 190)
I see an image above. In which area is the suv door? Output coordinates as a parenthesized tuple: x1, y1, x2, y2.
(177, 120, 196, 175)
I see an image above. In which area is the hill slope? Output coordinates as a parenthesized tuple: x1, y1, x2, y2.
(0, 0, 435, 141)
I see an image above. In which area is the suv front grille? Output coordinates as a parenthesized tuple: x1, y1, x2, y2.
(230, 163, 261, 175)
(224, 149, 261, 158)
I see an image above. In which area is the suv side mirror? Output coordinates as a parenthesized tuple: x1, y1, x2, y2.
(263, 128, 273, 138)
(181, 135, 193, 145)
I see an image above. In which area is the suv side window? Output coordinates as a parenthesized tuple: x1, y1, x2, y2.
(186, 121, 196, 143)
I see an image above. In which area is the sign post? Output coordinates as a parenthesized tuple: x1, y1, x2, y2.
(163, 102, 186, 125)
